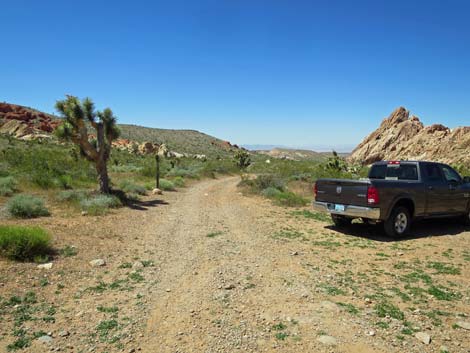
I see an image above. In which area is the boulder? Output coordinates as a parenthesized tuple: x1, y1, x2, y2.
(152, 188, 162, 195)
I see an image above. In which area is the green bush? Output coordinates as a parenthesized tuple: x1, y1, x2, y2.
(0, 225, 52, 261)
(173, 176, 185, 187)
(6, 195, 50, 218)
(56, 190, 89, 202)
(166, 167, 197, 178)
(261, 187, 282, 198)
(0, 176, 18, 196)
(110, 164, 142, 173)
(239, 174, 285, 193)
(159, 179, 176, 191)
(80, 195, 122, 215)
(119, 180, 147, 195)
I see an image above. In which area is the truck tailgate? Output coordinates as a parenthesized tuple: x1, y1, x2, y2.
(315, 179, 370, 207)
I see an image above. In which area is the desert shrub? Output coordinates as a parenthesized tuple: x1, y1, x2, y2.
(0, 176, 18, 196)
(234, 150, 251, 169)
(80, 195, 122, 216)
(119, 180, 147, 195)
(272, 191, 308, 207)
(0, 225, 52, 261)
(6, 195, 50, 218)
(173, 176, 185, 187)
(1, 139, 96, 189)
(261, 187, 283, 198)
(239, 174, 285, 193)
(159, 179, 176, 191)
(56, 175, 73, 189)
(56, 190, 90, 202)
(110, 164, 142, 173)
(166, 166, 200, 179)
(0, 162, 9, 177)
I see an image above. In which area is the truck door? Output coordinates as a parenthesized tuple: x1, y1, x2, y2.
(439, 164, 468, 213)
(422, 163, 448, 214)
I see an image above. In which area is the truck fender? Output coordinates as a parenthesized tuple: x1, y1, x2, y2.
(384, 194, 416, 220)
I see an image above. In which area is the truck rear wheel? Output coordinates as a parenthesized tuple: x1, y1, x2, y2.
(462, 210, 470, 226)
(331, 214, 352, 227)
(384, 206, 411, 238)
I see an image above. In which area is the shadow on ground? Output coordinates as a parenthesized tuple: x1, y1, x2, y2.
(326, 218, 469, 242)
(126, 199, 169, 211)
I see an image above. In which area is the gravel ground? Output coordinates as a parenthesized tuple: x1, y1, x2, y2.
(1, 176, 469, 353)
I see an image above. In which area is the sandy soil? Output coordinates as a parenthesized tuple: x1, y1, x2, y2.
(1, 176, 469, 353)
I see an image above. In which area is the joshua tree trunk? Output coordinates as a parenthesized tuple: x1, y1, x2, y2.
(96, 161, 110, 194)
(155, 155, 160, 189)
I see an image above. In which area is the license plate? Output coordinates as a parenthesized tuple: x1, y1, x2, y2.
(334, 204, 345, 212)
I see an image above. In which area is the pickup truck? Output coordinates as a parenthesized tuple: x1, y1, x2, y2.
(313, 161, 470, 237)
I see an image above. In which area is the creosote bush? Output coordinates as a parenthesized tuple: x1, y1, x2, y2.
(80, 195, 122, 216)
(56, 189, 90, 203)
(0, 176, 18, 196)
(118, 180, 147, 195)
(6, 194, 50, 218)
(159, 179, 176, 191)
(0, 225, 52, 261)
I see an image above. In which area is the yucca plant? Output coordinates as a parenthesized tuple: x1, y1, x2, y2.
(55, 96, 120, 193)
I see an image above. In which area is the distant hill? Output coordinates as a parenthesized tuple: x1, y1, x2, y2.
(0, 102, 241, 158)
(118, 124, 240, 157)
(255, 147, 348, 162)
(349, 107, 470, 166)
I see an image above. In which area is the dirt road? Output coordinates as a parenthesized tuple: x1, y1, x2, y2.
(1, 176, 469, 353)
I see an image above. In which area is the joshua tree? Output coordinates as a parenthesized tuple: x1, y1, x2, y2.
(55, 96, 120, 193)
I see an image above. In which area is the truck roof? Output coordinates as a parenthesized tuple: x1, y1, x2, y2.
(372, 160, 435, 165)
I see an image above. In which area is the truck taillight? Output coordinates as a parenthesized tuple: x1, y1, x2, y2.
(367, 186, 379, 205)
(313, 182, 318, 199)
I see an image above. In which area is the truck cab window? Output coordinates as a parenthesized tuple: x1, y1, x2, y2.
(441, 165, 461, 183)
(423, 164, 443, 182)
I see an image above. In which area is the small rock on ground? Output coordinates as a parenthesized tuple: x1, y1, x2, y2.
(89, 259, 106, 267)
(317, 335, 337, 345)
(455, 321, 470, 330)
(38, 335, 53, 344)
(37, 263, 53, 270)
(415, 332, 431, 344)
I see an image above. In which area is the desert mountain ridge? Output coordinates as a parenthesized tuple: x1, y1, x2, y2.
(348, 107, 470, 166)
(0, 102, 241, 158)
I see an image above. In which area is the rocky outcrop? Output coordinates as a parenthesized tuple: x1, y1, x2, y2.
(0, 102, 59, 138)
(349, 107, 470, 165)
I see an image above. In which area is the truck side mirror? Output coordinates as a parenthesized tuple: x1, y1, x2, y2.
(463, 176, 470, 184)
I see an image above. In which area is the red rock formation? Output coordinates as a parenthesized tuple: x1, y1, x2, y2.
(0, 102, 60, 137)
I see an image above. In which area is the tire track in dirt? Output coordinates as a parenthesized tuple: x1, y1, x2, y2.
(140, 177, 389, 353)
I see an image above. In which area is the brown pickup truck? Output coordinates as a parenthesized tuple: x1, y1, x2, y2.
(313, 161, 470, 237)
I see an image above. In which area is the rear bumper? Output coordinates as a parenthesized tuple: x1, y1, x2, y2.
(313, 201, 381, 220)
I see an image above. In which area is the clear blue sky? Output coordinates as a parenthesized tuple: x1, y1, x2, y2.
(1, 0, 469, 151)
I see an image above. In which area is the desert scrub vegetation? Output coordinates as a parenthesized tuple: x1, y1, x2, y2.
(6, 194, 50, 218)
(0, 225, 52, 261)
(56, 189, 91, 203)
(0, 136, 96, 190)
(118, 180, 147, 195)
(80, 195, 122, 215)
(239, 174, 307, 206)
(158, 179, 176, 191)
(0, 176, 18, 196)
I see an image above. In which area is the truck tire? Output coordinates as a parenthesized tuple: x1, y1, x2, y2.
(331, 214, 352, 227)
(384, 206, 411, 238)
(462, 209, 470, 226)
